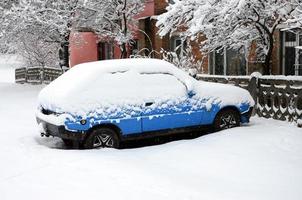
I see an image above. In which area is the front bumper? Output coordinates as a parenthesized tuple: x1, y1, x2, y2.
(36, 117, 86, 141)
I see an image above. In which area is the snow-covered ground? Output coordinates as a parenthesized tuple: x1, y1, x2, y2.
(0, 54, 24, 83)
(0, 66, 302, 200)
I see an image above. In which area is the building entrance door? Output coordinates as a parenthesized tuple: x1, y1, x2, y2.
(282, 31, 302, 76)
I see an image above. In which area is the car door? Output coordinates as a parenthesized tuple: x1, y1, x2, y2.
(91, 70, 143, 136)
(140, 73, 204, 132)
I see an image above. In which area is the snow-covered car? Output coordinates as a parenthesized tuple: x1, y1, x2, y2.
(36, 58, 254, 149)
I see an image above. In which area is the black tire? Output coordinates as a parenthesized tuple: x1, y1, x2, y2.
(83, 128, 119, 149)
(214, 109, 240, 131)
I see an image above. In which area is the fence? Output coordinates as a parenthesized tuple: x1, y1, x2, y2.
(197, 75, 302, 123)
(15, 67, 301, 123)
(15, 67, 63, 84)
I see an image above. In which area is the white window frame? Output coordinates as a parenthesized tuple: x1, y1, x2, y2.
(209, 47, 247, 75)
(282, 31, 302, 76)
(171, 36, 186, 58)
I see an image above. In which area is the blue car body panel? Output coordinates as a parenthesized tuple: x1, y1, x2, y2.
(63, 96, 252, 136)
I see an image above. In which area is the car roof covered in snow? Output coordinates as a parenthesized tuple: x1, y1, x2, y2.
(38, 58, 254, 116)
(67, 58, 195, 87)
(38, 59, 196, 114)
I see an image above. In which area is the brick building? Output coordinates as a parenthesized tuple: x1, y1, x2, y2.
(69, 0, 302, 76)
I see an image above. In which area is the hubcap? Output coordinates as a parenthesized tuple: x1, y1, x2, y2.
(220, 114, 237, 129)
(93, 133, 114, 148)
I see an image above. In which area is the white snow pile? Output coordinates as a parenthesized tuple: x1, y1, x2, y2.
(38, 58, 254, 118)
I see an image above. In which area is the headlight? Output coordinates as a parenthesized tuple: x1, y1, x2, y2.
(80, 119, 87, 125)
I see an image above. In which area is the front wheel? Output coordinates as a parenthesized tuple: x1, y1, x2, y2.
(83, 128, 119, 149)
(214, 109, 240, 131)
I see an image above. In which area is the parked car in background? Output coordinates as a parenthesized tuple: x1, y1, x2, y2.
(36, 58, 254, 149)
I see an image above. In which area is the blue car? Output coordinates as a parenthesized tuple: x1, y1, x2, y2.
(36, 58, 254, 148)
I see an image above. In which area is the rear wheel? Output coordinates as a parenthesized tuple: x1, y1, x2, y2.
(214, 109, 240, 131)
(83, 128, 119, 149)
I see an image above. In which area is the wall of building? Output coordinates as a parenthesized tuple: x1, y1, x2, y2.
(69, 32, 98, 67)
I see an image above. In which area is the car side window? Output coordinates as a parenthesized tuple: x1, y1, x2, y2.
(90, 71, 187, 105)
(138, 73, 187, 101)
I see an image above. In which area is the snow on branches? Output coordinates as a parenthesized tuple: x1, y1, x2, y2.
(156, 0, 302, 75)
(79, 0, 145, 58)
(0, 0, 145, 67)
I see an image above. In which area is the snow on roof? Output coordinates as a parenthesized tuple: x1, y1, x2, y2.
(52, 58, 196, 90)
(38, 58, 254, 117)
(38, 59, 195, 115)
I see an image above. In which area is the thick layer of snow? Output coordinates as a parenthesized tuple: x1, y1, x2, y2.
(0, 83, 302, 200)
(38, 59, 254, 118)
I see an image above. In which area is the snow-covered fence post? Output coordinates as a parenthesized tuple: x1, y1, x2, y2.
(26, 67, 41, 84)
(247, 76, 258, 105)
(39, 68, 44, 84)
(43, 67, 63, 84)
(15, 68, 26, 84)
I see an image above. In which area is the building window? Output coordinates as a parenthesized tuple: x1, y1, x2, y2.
(98, 42, 113, 60)
(209, 48, 247, 75)
(170, 36, 187, 58)
(281, 31, 302, 75)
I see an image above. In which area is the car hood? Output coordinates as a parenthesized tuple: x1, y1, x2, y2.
(193, 81, 255, 109)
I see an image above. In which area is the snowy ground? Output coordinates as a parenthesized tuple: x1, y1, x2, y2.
(0, 67, 302, 200)
(0, 54, 24, 83)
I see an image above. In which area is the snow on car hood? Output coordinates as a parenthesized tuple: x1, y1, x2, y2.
(38, 58, 254, 117)
(193, 81, 255, 110)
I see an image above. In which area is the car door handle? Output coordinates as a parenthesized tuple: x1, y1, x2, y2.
(145, 102, 154, 107)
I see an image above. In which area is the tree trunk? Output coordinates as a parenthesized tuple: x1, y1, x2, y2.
(59, 43, 69, 68)
(263, 50, 271, 75)
(120, 43, 127, 58)
(263, 33, 274, 75)
(120, 0, 128, 59)
(59, 35, 70, 69)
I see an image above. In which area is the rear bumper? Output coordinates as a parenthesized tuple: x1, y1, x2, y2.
(241, 107, 253, 123)
(36, 117, 86, 141)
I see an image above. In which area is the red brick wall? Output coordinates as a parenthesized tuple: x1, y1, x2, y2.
(247, 31, 281, 75)
(69, 32, 98, 67)
(154, 0, 168, 15)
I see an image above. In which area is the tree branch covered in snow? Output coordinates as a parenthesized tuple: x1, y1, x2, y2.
(156, 0, 302, 75)
(0, 0, 82, 68)
(79, 0, 145, 58)
(0, 0, 145, 67)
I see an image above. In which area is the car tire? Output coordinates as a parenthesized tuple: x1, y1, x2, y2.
(214, 109, 240, 131)
(83, 128, 120, 149)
